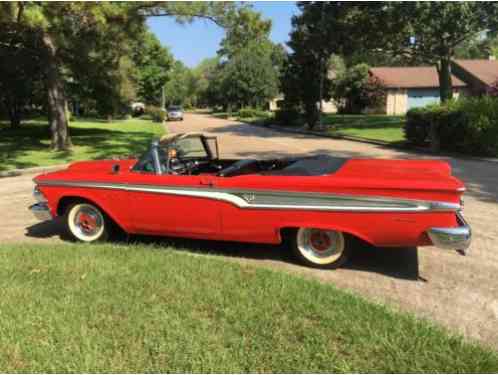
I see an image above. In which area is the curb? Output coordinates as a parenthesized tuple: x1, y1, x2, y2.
(241, 120, 498, 164)
(0, 164, 68, 179)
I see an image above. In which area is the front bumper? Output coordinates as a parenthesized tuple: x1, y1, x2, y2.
(427, 211, 471, 254)
(29, 202, 52, 221)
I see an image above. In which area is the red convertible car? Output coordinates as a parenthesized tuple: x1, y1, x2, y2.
(30, 132, 471, 269)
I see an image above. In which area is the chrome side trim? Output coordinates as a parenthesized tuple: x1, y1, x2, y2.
(29, 202, 52, 221)
(37, 179, 461, 213)
(427, 211, 471, 253)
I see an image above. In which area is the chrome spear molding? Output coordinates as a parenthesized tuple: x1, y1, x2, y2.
(36, 180, 461, 213)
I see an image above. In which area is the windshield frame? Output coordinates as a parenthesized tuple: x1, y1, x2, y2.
(132, 134, 219, 175)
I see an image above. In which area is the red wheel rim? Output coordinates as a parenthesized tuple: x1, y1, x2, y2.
(310, 231, 332, 252)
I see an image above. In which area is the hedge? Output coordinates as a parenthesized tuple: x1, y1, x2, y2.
(405, 97, 498, 156)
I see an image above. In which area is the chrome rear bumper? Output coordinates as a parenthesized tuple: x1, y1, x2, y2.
(427, 212, 471, 254)
(29, 202, 52, 221)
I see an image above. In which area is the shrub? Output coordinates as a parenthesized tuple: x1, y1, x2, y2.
(405, 107, 431, 145)
(274, 107, 302, 127)
(145, 106, 165, 123)
(238, 107, 268, 119)
(404, 96, 498, 156)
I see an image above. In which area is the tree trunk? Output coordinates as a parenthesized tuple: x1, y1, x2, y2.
(8, 107, 21, 128)
(41, 32, 72, 151)
(3, 97, 21, 128)
(438, 57, 453, 103)
(430, 57, 454, 152)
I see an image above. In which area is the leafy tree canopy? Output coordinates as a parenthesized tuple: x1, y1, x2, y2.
(0, 1, 245, 150)
(132, 30, 174, 105)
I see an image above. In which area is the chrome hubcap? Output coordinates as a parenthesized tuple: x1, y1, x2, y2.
(297, 228, 345, 265)
(73, 206, 103, 237)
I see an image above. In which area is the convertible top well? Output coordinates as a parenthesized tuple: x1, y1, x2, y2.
(265, 155, 348, 176)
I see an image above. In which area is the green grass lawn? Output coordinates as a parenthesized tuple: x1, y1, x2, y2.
(323, 114, 406, 143)
(0, 118, 164, 172)
(1, 243, 496, 373)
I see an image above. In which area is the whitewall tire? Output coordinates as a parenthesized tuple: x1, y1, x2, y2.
(290, 228, 351, 269)
(65, 203, 109, 242)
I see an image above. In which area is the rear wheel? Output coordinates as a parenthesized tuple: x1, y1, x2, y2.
(65, 203, 109, 242)
(290, 228, 351, 269)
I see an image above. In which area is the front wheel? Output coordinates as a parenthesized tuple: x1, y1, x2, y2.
(290, 228, 351, 269)
(65, 203, 109, 242)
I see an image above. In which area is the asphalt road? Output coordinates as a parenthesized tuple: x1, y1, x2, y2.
(2, 112, 497, 349)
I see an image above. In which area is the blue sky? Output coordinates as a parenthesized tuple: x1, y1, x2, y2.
(147, 2, 298, 68)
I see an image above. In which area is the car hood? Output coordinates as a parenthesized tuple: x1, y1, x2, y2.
(34, 159, 137, 183)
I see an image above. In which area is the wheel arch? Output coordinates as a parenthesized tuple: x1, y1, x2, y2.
(56, 195, 124, 232)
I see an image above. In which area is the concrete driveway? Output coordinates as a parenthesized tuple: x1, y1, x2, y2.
(2, 112, 498, 349)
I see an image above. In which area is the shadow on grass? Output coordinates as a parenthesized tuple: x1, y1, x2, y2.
(25, 219, 419, 281)
(0, 119, 157, 171)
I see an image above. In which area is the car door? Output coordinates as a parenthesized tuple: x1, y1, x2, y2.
(128, 172, 221, 237)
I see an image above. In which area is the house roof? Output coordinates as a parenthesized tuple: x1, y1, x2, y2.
(453, 59, 498, 87)
(369, 67, 466, 89)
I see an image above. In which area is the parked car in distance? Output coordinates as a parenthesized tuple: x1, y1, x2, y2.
(30, 132, 471, 269)
(167, 105, 183, 121)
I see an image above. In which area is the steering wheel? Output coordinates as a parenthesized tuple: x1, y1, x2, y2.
(168, 157, 187, 174)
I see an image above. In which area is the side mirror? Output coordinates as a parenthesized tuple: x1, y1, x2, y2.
(112, 164, 120, 174)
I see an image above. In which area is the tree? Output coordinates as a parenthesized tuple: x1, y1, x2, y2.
(163, 61, 192, 107)
(190, 57, 220, 108)
(331, 64, 385, 114)
(0, 2, 242, 151)
(218, 6, 272, 58)
(354, 3, 498, 151)
(284, 2, 498, 145)
(371, 3, 498, 103)
(200, 5, 281, 111)
(132, 31, 173, 106)
(0, 23, 44, 127)
(218, 42, 280, 110)
(281, 2, 379, 128)
(455, 31, 493, 59)
(282, 2, 339, 129)
(0, 3, 144, 149)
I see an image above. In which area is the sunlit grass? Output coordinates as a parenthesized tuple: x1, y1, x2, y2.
(324, 114, 405, 143)
(0, 243, 496, 373)
(0, 117, 164, 171)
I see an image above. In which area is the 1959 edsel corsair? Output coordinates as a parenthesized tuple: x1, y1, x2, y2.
(30, 132, 471, 269)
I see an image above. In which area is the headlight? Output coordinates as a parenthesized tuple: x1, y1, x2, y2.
(34, 185, 47, 203)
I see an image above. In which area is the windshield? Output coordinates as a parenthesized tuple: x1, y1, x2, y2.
(167, 137, 207, 159)
(132, 135, 216, 174)
(168, 106, 182, 111)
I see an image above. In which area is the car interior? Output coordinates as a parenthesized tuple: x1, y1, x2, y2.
(132, 135, 348, 177)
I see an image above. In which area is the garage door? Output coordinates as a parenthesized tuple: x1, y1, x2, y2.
(407, 88, 440, 110)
